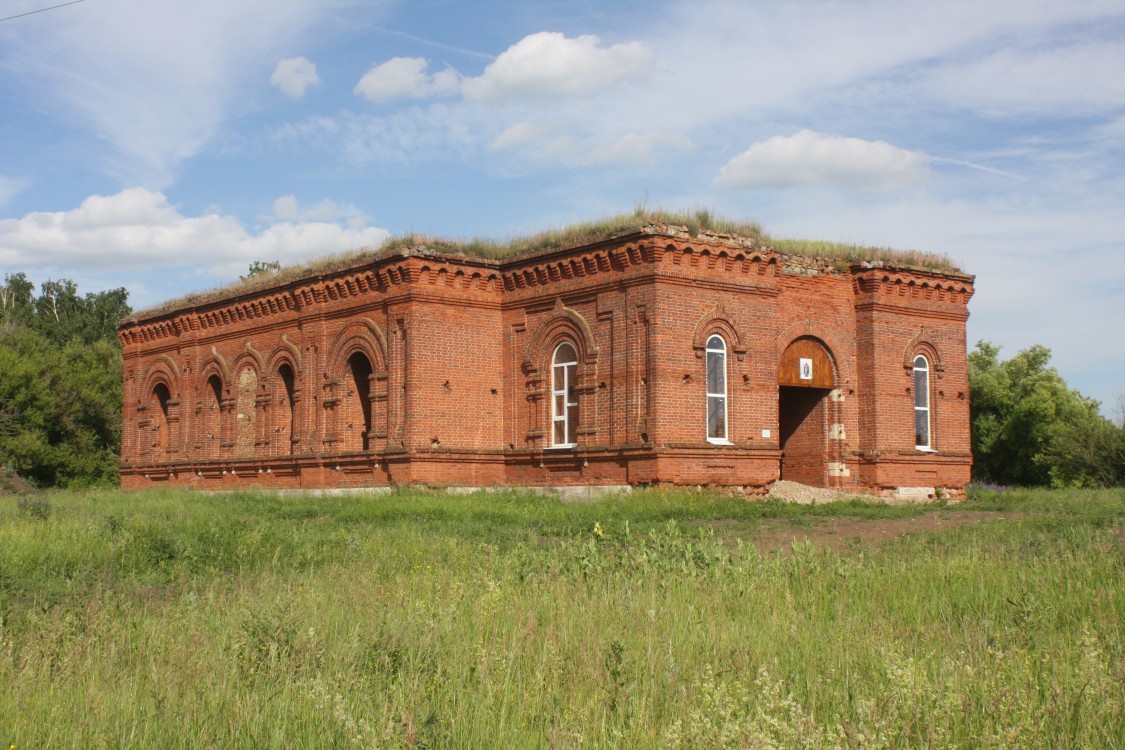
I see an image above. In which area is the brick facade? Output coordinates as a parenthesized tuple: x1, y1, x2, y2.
(118, 225, 974, 492)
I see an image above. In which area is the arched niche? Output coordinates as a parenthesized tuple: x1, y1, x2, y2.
(778, 337, 836, 388)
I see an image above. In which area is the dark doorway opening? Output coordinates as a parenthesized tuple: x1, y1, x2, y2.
(347, 352, 373, 451)
(152, 382, 171, 454)
(779, 385, 831, 486)
(205, 375, 222, 456)
(277, 363, 296, 455)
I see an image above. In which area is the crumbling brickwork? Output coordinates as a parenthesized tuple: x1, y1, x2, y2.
(118, 225, 974, 492)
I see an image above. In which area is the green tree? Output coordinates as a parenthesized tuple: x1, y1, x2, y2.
(0, 275, 128, 488)
(1040, 411, 1125, 488)
(0, 272, 35, 331)
(28, 279, 130, 346)
(969, 341, 1124, 487)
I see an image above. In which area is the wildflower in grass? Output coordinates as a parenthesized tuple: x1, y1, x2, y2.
(593, 521, 604, 540)
(308, 679, 385, 748)
(662, 664, 844, 749)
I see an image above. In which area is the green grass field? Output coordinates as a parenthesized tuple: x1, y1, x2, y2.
(1, 487, 1122, 748)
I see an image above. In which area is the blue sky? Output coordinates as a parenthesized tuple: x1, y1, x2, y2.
(1, 0, 1123, 412)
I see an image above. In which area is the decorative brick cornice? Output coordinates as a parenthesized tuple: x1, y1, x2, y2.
(655, 240, 777, 273)
(119, 254, 501, 346)
(501, 235, 779, 292)
(851, 267, 974, 309)
(501, 243, 646, 290)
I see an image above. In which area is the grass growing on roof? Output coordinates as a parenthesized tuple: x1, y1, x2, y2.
(770, 237, 955, 271)
(124, 207, 964, 322)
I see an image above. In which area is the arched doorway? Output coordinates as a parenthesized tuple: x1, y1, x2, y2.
(778, 337, 836, 487)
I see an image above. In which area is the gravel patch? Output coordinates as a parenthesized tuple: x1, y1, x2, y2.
(765, 480, 883, 505)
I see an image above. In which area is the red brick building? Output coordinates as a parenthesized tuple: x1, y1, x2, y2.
(118, 222, 974, 493)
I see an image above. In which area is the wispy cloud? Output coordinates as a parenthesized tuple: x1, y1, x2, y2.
(489, 120, 570, 151)
(916, 39, 1125, 117)
(269, 195, 370, 226)
(0, 176, 29, 208)
(634, 0, 1125, 132)
(335, 106, 479, 166)
(491, 124, 693, 167)
(356, 25, 495, 62)
(0, 0, 371, 187)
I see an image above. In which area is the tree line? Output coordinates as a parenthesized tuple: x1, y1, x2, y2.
(969, 342, 1124, 487)
(0, 273, 129, 488)
(0, 273, 1121, 489)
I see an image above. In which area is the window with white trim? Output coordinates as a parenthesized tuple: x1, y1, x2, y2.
(706, 334, 729, 443)
(913, 355, 931, 450)
(552, 342, 578, 447)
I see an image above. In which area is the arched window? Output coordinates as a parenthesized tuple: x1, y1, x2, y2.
(152, 382, 171, 454)
(346, 352, 373, 452)
(551, 342, 578, 447)
(913, 355, 931, 450)
(706, 334, 728, 443)
(276, 363, 296, 456)
(204, 374, 223, 456)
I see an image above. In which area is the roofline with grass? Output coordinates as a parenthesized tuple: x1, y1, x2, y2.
(121, 211, 970, 327)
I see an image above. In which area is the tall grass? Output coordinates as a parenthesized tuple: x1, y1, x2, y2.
(1, 487, 1122, 748)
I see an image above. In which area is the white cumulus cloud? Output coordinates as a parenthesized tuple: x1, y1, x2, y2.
(461, 32, 653, 101)
(271, 56, 320, 98)
(354, 57, 459, 103)
(0, 188, 389, 275)
(716, 130, 932, 190)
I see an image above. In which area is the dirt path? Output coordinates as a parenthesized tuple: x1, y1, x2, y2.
(0, 466, 39, 495)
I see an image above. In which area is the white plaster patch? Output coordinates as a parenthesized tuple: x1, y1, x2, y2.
(894, 486, 936, 502)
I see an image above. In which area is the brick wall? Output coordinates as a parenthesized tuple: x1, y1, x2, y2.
(119, 230, 974, 492)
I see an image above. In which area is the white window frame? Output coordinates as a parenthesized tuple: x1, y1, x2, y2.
(551, 342, 578, 448)
(706, 334, 731, 445)
(913, 354, 934, 452)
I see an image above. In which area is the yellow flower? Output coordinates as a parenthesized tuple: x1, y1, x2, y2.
(592, 522, 604, 539)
